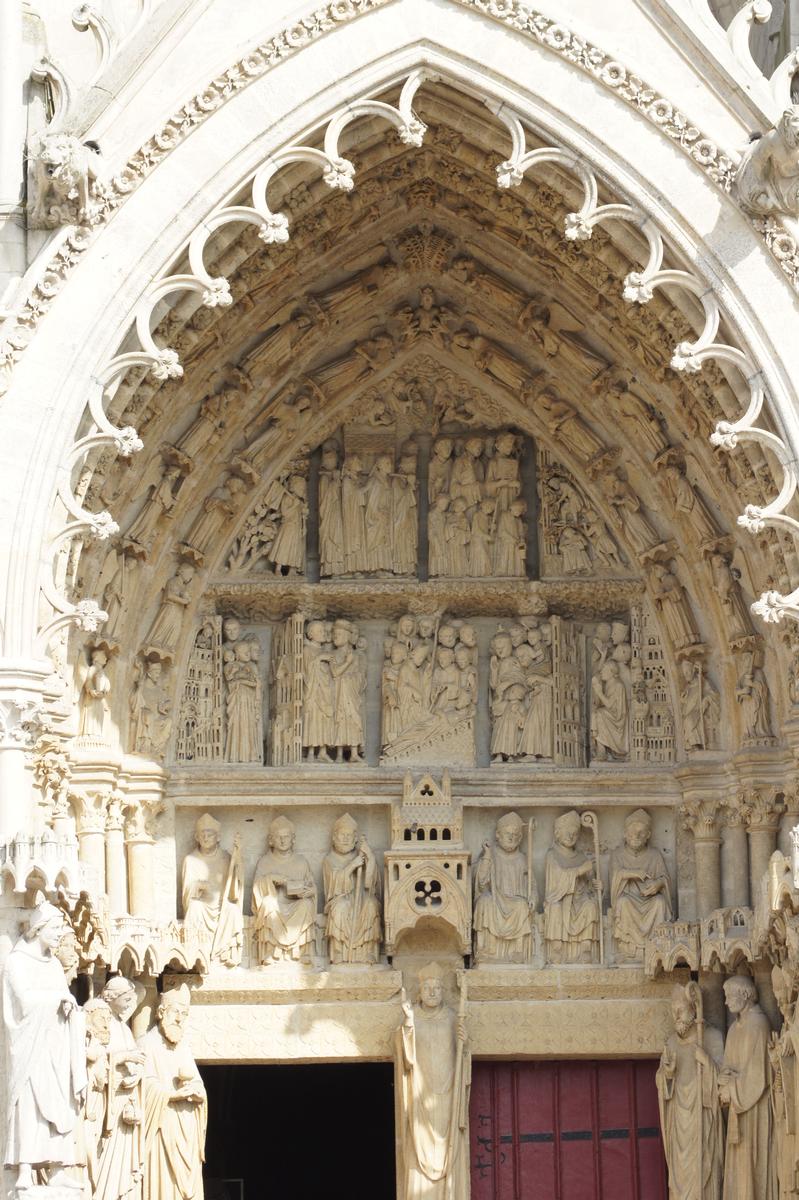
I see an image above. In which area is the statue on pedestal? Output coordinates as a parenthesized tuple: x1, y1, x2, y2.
(252, 815, 317, 965)
(718, 975, 775, 1200)
(656, 982, 724, 1200)
(322, 813, 382, 964)
(139, 985, 206, 1200)
(3, 901, 87, 1195)
(181, 813, 244, 967)
(473, 812, 536, 964)
(609, 809, 672, 960)
(397, 964, 470, 1200)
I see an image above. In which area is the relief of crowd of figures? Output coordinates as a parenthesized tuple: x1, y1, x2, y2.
(169, 603, 698, 767)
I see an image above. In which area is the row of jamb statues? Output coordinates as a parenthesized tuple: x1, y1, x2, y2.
(658, 977, 781, 1200)
(3, 902, 205, 1200)
(182, 807, 672, 967)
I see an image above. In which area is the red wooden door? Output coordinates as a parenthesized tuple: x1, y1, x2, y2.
(470, 1060, 667, 1200)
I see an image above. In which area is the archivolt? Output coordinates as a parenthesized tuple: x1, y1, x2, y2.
(37, 64, 799, 655)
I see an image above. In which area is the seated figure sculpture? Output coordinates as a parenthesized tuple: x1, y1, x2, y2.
(610, 809, 672, 960)
(181, 813, 243, 967)
(473, 812, 536, 964)
(322, 813, 382, 964)
(543, 810, 600, 964)
(252, 815, 317, 965)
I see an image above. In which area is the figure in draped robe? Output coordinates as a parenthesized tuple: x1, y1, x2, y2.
(342, 455, 367, 573)
(329, 619, 365, 762)
(656, 983, 724, 1200)
(719, 975, 776, 1200)
(364, 455, 394, 573)
(397, 964, 470, 1200)
(223, 640, 263, 764)
(81, 998, 111, 1195)
(392, 450, 418, 576)
(96, 975, 145, 1200)
(181, 813, 244, 966)
(319, 442, 344, 577)
(267, 475, 307, 575)
(78, 647, 112, 740)
(591, 661, 629, 760)
(3, 901, 87, 1194)
(302, 620, 334, 762)
(252, 815, 317, 965)
(770, 965, 799, 1200)
(610, 809, 672, 960)
(473, 812, 536, 963)
(544, 810, 600, 964)
(323, 813, 382, 964)
(139, 985, 206, 1200)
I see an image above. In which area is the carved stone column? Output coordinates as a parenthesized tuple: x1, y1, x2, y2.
(131, 972, 159, 1038)
(743, 788, 783, 903)
(681, 796, 725, 1029)
(0, 693, 46, 840)
(104, 792, 127, 915)
(124, 800, 158, 919)
(72, 789, 107, 893)
(721, 795, 750, 908)
(778, 787, 799, 857)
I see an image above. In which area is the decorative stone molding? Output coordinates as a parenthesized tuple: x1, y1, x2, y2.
(699, 905, 755, 971)
(0, 829, 81, 894)
(644, 918, 700, 976)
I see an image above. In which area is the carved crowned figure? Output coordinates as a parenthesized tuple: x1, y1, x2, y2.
(322, 813, 382, 964)
(181, 813, 244, 967)
(610, 809, 672, 960)
(251, 815, 317, 965)
(543, 810, 600, 964)
(473, 812, 536, 964)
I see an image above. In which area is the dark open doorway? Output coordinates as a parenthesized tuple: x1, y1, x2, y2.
(200, 1062, 396, 1200)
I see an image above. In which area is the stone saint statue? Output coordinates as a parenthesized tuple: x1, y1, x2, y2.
(139, 985, 207, 1200)
(181, 813, 244, 966)
(81, 997, 112, 1194)
(543, 810, 600, 964)
(397, 964, 470, 1200)
(610, 809, 672, 960)
(322, 813, 382, 964)
(769, 965, 799, 1200)
(96, 975, 145, 1200)
(656, 982, 724, 1200)
(3, 901, 87, 1194)
(473, 812, 536, 964)
(251, 815, 317, 965)
(78, 647, 112, 740)
(718, 975, 775, 1200)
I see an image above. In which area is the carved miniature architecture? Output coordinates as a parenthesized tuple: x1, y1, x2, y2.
(4, 0, 799, 1196)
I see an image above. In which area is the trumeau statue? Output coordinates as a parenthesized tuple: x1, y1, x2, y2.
(252, 815, 317, 965)
(139, 985, 207, 1200)
(322, 813, 382, 964)
(97, 976, 145, 1200)
(181, 813, 244, 967)
(656, 982, 724, 1200)
(397, 964, 470, 1200)
(719, 976, 774, 1200)
(473, 812, 536, 964)
(3, 902, 87, 1195)
(543, 810, 600, 964)
(609, 809, 672, 960)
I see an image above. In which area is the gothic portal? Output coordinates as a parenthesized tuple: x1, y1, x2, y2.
(4, 2, 799, 1198)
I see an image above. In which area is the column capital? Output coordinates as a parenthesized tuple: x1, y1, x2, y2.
(721, 795, 749, 829)
(680, 797, 723, 841)
(70, 787, 108, 835)
(123, 797, 164, 843)
(105, 790, 125, 833)
(741, 787, 784, 833)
